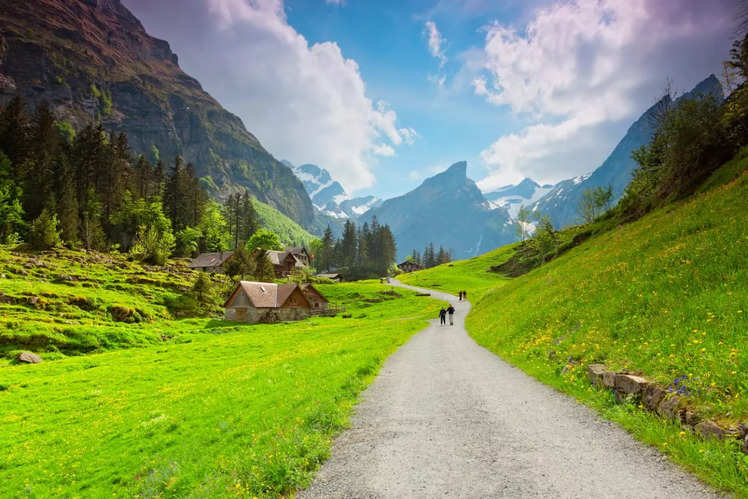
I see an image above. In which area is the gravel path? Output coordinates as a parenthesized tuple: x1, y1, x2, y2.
(300, 281, 716, 498)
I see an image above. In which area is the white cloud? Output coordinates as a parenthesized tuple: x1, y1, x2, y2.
(424, 20, 447, 67)
(398, 127, 419, 145)
(473, 0, 735, 189)
(131, 0, 413, 193)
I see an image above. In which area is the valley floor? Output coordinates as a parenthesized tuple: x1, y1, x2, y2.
(301, 282, 716, 498)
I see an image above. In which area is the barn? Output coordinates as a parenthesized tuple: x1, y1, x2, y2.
(188, 251, 234, 273)
(224, 281, 327, 323)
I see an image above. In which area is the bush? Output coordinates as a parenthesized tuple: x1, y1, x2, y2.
(28, 209, 61, 250)
(130, 225, 175, 266)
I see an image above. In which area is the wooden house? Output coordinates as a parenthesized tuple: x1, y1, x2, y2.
(398, 260, 423, 273)
(260, 246, 312, 277)
(300, 283, 329, 311)
(188, 251, 234, 273)
(224, 281, 316, 323)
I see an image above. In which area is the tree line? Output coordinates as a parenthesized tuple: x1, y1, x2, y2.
(407, 242, 452, 269)
(315, 218, 397, 279)
(0, 97, 265, 264)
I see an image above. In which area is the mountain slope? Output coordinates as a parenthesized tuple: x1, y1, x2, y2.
(361, 161, 515, 260)
(484, 178, 554, 218)
(0, 0, 314, 226)
(531, 75, 724, 228)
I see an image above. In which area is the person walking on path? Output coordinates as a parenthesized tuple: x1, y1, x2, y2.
(458, 291, 463, 301)
(438, 307, 447, 325)
(463, 290, 467, 300)
(447, 304, 455, 325)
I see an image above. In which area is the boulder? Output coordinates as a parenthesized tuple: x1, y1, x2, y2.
(657, 394, 684, 420)
(695, 420, 731, 440)
(615, 374, 649, 395)
(683, 410, 702, 426)
(587, 364, 606, 387)
(602, 370, 617, 388)
(642, 384, 667, 411)
(16, 351, 42, 364)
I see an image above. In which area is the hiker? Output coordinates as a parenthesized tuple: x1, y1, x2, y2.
(439, 307, 447, 325)
(458, 291, 462, 301)
(463, 290, 467, 300)
(447, 304, 455, 325)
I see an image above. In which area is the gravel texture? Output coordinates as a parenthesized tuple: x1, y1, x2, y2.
(300, 281, 717, 498)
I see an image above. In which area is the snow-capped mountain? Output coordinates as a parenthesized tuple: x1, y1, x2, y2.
(483, 178, 554, 218)
(285, 161, 381, 219)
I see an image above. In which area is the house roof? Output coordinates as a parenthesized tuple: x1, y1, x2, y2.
(188, 251, 234, 268)
(300, 283, 329, 303)
(399, 260, 422, 267)
(225, 281, 311, 308)
(316, 273, 341, 279)
(262, 248, 309, 268)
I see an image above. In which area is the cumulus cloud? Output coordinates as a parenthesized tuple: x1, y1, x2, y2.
(473, 0, 736, 191)
(124, 0, 412, 192)
(424, 20, 447, 67)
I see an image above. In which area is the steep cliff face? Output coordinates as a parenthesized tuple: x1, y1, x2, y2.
(0, 0, 314, 227)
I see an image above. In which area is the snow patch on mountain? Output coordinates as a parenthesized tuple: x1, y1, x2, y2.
(483, 178, 554, 218)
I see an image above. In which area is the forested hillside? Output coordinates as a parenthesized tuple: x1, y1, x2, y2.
(0, 0, 314, 226)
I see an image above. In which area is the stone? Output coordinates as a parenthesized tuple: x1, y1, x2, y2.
(743, 433, 748, 454)
(614, 374, 649, 395)
(602, 370, 617, 389)
(657, 394, 684, 420)
(683, 410, 702, 427)
(587, 364, 607, 387)
(695, 420, 730, 440)
(642, 384, 667, 411)
(16, 351, 42, 364)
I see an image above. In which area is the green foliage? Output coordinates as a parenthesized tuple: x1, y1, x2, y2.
(253, 249, 276, 282)
(515, 205, 531, 241)
(198, 200, 229, 252)
(578, 185, 612, 223)
(0, 152, 25, 241)
(246, 228, 282, 252)
(0, 281, 439, 496)
(150, 144, 160, 163)
(191, 273, 215, 312)
(530, 215, 559, 263)
(175, 226, 201, 257)
(223, 245, 255, 281)
(130, 224, 175, 266)
(28, 208, 61, 250)
(54, 120, 75, 144)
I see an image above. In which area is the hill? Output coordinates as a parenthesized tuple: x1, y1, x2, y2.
(0, 0, 314, 226)
(361, 161, 516, 261)
(251, 198, 317, 247)
(401, 155, 748, 493)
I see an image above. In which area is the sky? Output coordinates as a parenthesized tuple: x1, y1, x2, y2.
(122, 0, 741, 199)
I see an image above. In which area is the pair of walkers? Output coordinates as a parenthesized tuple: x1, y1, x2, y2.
(438, 305, 455, 326)
(458, 290, 468, 301)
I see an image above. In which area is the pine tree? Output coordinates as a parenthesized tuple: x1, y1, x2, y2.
(57, 156, 79, 244)
(28, 208, 61, 250)
(319, 226, 334, 271)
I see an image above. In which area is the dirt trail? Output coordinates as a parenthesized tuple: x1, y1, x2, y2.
(300, 281, 716, 498)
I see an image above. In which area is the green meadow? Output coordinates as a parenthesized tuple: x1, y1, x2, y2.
(402, 165, 748, 494)
(0, 280, 441, 497)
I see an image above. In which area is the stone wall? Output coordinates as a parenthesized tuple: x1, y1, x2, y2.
(587, 364, 747, 454)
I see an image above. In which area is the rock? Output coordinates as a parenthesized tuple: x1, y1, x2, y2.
(16, 351, 42, 364)
(602, 370, 617, 389)
(587, 364, 606, 387)
(642, 384, 667, 411)
(615, 373, 649, 395)
(683, 410, 702, 426)
(694, 420, 732, 440)
(657, 394, 684, 420)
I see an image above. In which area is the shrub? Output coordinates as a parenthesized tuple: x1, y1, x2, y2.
(28, 209, 61, 250)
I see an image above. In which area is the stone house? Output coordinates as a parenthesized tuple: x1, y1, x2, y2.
(398, 259, 423, 273)
(224, 281, 327, 323)
(188, 251, 234, 273)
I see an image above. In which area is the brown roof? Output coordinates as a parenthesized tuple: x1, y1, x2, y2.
(261, 248, 308, 268)
(225, 281, 311, 308)
(300, 283, 329, 303)
(188, 251, 234, 268)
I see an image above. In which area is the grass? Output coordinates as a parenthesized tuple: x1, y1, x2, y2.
(252, 198, 317, 246)
(0, 280, 441, 496)
(403, 165, 748, 494)
(398, 243, 517, 302)
(0, 248, 231, 359)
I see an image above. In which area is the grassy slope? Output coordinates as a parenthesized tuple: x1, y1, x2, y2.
(398, 243, 517, 302)
(402, 165, 748, 494)
(0, 248, 233, 359)
(0, 280, 441, 496)
(252, 198, 318, 246)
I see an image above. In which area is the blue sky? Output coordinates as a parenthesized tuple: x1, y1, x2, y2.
(124, 0, 738, 200)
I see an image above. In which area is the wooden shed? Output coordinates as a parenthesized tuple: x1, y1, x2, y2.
(188, 251, 234, 273)
(398, 260, 423, 273)
(224, 281, 314, 323)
